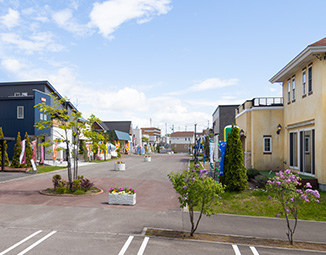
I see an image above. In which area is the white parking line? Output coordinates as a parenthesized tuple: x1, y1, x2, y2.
(118, 236, 134, 255)
(137, 237, 149, 255)
(0, 230, 43, 255)
(17, 231, 57, 255)
(232, 244, 241, 255)
(250, 246, 259, 255)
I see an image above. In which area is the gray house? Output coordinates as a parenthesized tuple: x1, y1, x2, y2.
(212, 105, 239, 141)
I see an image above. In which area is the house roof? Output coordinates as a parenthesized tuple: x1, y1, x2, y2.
(170, 131, 194, 137)
(100, 121, 132, 134)
(270, 37, 326, 83)
(0, 80, 78, 111)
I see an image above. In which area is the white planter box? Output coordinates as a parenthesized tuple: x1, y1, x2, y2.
(144, 156, 151, 162)
(114, 163, 125, 171)
(108, 193, 136, 205)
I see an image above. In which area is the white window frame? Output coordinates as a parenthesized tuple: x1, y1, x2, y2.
(287, 80, 291, 103)
(21, 92, 28, 96)
(14, 92, 20, 97)
(302, 69, 306, 96)
(292, 76, 295, 101)
(44, 114, 47, 121)
(17, 106, 24, 119)
(289, 131, 299, 169)
(263, 136, 272, 153)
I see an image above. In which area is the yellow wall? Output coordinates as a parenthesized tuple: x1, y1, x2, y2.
(281, 57, 326, 184)
(236, 106, 284, 170)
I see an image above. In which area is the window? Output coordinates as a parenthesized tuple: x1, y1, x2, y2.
(308, 65, 312, 94)
(292, 77, 295, 101)
(14, 92, 20, 97)
(287, 80, 291, 103)
(263, 136, 272, 153)
(44, 114, 47, 121)
(289, 132, 298, 168)
(40, 113, 43, 120)
(17, 106, 24, 119)
(302, 69, 306, 96)
(22, 92, 28, 96)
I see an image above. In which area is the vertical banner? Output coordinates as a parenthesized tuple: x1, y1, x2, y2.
(32, 140, 37, 162)
(20, 140, 26, 165)
(219, 141, 227, 176)
(53, 141, 57, 159)
(125, 141, 129, 153)
(40, 146, 44, 164)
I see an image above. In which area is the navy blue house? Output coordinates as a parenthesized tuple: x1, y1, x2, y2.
(0, 81, 75, 160)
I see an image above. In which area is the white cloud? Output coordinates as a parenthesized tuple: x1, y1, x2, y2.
(52, 9, 90, 36)
(1, 8, 20, 29)
(1, 58, 26, 72)
(0, 32, 65, 54)
(89, 0, 172, 38)
(189, 78, 239, 91)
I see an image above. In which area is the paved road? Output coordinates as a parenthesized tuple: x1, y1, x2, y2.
(0, 154, 325, 254)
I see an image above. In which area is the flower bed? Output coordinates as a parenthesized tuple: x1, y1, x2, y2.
(108, 187, 136, 205)
(114, 161, 125, 171)
(144, 155, 151, 162)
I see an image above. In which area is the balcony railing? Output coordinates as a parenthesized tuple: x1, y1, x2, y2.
(236, 97, 283, 115)
(252, 97, 283, 107)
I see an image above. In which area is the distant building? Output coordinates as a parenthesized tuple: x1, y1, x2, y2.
(212, 105, 239, 141)
(170, 131, 194, 153)
(141, 127, 161, 144)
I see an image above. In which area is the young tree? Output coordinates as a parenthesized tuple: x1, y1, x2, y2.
(11, 132, 22, 168)
(24, 132, 33, 168)
(168, 164, 224, 236)
(266, 169, 320, 245)
(221, 125, 248, 192)
(0, 127, 10, 166)
(82, 114, 104, 162)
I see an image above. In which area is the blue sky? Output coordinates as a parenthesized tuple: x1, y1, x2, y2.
(1, 0, 325, 134)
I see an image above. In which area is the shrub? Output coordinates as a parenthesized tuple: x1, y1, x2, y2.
(52, 174, 62, 190)
(56, 182, 68, 194)
(221, 125, 248, 192)
(11, 132, 22, 168)
(255, 175, 269, 188)
(80, 178, 94, 192)
(73, 189, 86, 195)
(168, 164, 224, 236)
(266, 169, 320, 245)
(247, 168, 260, 180)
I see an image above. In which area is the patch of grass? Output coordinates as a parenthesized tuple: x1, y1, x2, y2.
(36, 165, 66, 173)
(258, 170, 316, 179)
(41, 186, 102, 196)
(197, 189, 326, 221)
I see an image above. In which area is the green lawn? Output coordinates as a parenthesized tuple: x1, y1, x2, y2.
(36, 165, 66, 173)
(204, 189, 326, 221)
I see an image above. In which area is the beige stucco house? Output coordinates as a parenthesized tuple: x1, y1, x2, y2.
(236, 37, 326, 191)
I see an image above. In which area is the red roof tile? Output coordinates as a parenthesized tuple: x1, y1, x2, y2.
(170, 131, 194, 137)
(308, 37, 326, 47)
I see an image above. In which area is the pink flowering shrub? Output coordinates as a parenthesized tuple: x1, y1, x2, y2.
(266, 169, 320, 245)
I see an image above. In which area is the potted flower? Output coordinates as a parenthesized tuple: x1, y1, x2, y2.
(108, 187, 136, 205)
(144, 155, 151, 162)
(114, 161, 125, 171)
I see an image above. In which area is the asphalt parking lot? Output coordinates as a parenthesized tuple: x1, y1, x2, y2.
(0, 154, 325, 254)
